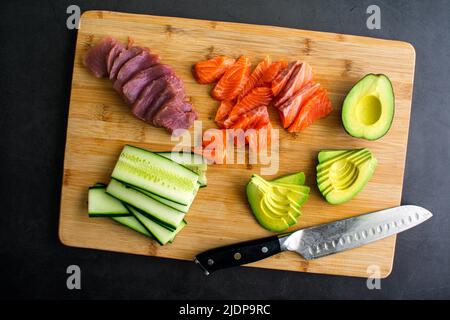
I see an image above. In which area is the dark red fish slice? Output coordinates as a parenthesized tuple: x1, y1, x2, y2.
(83, 36, 118, 78)
(109, 46, 143, 80)
(153, 98, 198, 134)
(122, 64, 173, 105)
(106, 42, 126, 75)
(113, 51, 160, 94)
(131, 76, 168, 120)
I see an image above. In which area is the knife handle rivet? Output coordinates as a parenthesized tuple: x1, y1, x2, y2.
(207, 259, 214, 266)
(261, 246, 268, 253)
(233, 252, 242, 260)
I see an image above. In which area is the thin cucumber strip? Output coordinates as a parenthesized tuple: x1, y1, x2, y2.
(157, 151, 208, 169)
(111, 216, 152, 238)
(127, 205, 186, 245)
(111, 145, 199, 205)
(106, 179, 185, 229)
(157, 152, 207, 187)
(127, 184, 192, 213)
(88, 186, 131, 217)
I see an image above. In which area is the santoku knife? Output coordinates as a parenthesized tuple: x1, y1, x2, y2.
(194, 205, 432, 275)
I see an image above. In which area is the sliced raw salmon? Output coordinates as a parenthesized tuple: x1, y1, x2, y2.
(256, 61, 288, 87)
(246, 122, 273, 152)
(238, 56, 271, 100)
(278, 82, 320, 128)
(223, 87, 272, 127)
(201, 129, 230, 164)
(215, 100, 235, 128)
(274, 62, 313, 107)
(288, 88, 333, 132)
(212, 56, 251, 101)
(230, 106, 270, 130)
(271, 61, 301, 97)
(193, 56, 235, 84)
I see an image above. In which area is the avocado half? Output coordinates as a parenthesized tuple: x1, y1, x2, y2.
(342, 74, 394, 140)
(316, 149, 377, 205)
(246, 173, 309, 232)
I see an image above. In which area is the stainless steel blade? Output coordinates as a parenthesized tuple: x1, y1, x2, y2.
(278, 205, 432, 260)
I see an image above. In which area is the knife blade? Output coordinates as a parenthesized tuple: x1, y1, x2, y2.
(194, 205, 432, 275)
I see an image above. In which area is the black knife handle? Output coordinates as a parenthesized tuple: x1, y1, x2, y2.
(194, 235, 281, 275)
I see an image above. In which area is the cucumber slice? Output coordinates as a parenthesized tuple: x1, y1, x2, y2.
(129, 184, 198, 213)
(106, 179, 185, 230)
(127, 205, 186, 245)
(88, 186, 131, 217)
(157, 151, 207, 169)
(111, 145, 199, 205)
(111, 216, 152, 238)
(157, 152, 208, 187)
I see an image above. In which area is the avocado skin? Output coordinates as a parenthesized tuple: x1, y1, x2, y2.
(341, 73, 395, 141)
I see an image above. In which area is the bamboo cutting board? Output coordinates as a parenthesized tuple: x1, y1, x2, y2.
(59, 10, 416, 278)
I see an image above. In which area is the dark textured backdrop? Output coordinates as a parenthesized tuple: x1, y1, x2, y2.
(1, 0, 449, 299)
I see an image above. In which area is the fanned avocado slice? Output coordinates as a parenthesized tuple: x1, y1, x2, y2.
(342, 74, 395, 140)
(246, 173, 309, 232)
(316, 148, 377, 204)
(272, 172, 305, 185)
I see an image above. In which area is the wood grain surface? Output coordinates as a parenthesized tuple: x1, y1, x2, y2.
(59, 10, 416, 278)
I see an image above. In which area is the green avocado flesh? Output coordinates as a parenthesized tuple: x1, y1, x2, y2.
(316, 148, 377, 204)
(246, 173, 310, 232)
(342, 74, 394, 140)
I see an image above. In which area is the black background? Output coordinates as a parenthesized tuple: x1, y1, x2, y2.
(1, 0, 449, 299)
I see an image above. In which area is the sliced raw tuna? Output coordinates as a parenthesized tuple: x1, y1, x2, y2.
(85, 37, 197, 134)
(153, 98, 198, 134)
(278, 82, 320, 128)
(113, 51, 161, 93)
(145, 75, 185, 123)
(122, 64, 173, 105)
(106, 42, 126, 75)
(274, 62, 313, 107)
(271, 60, 300, 97)
(131, 76, 168, 120)
(109, 46, 143, 80)
(84, 36, 117, 78)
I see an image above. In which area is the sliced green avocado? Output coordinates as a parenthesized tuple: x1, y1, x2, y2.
(272, 172, 305, 185)
(342, 74, 394, 140)
(316, 148, 377, 204)
(246, 173, 309, 232)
